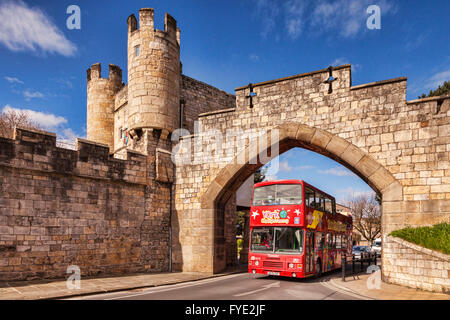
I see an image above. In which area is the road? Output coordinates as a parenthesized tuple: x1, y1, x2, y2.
(70, 272, 363, 300)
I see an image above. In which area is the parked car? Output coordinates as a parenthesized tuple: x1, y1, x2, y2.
(352, 245, 371, 259)
(371, 239, 382, 257)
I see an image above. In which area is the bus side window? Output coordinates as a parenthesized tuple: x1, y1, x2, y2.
(305, 187, 315, 208)
(336, 234, 342, 249)
(342, 235, 347, 251)
(332, 234, 336, 249)
(325, 197, 332, 214)
(315, 193, 324, 211)
(316, 232, 324, 250)
(327, 233, 332, 249)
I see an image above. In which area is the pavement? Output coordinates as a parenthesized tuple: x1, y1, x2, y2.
(0, 266, 448, 300)
(323, 272, 449, 300)
(0, 269, 245, 300)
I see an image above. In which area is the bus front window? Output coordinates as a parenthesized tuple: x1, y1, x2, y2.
(275, 228, 303, 253)
(252, 184, 302, 206)
(251, 227, 304, 254)
(251, 227, 274, 252)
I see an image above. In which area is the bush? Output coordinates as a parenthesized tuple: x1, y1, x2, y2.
(390, 223, 450, 255)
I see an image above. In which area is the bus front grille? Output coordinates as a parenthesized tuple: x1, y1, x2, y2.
(263, 261, 283, 269)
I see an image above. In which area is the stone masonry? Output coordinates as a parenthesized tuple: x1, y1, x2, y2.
(0, 7, 449, 293)
(384, 236, 449, 293)
(173, 65, 450, 292)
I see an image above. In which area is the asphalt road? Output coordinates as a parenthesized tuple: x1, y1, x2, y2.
(71, 272, 362, 300)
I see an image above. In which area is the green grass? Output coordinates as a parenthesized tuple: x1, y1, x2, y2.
(390, 223, 450, 255)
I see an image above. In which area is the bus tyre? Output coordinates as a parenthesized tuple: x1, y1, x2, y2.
(315, 261, 322, 278)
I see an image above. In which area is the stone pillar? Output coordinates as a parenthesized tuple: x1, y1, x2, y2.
(240, 210, 250, 264)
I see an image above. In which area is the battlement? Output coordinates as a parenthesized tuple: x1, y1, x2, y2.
(127, 8, 179, 45)
(0, 127, 148, 185)
(87, 63, 123, 83)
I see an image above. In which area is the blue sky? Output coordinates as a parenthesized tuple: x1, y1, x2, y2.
(1, 0, 449, 202)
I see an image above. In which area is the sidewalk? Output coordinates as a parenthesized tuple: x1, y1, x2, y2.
(0, 268, 245, 300)
(323, 272, 449, 300)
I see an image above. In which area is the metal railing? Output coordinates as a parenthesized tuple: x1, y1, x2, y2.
(341, 252, 378, 281)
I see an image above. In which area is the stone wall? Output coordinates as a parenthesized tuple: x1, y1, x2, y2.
(173, 64, 450, 285)
(383, 236, 449, 293)
(0, 127, 170, 280)
(181, 75, 236, 133)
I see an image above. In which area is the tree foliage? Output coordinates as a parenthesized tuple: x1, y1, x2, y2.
(254, 164, 269, 183)
(419, 80, 450, 99)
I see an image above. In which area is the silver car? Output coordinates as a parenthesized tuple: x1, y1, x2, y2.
(352, 245, 371, 259)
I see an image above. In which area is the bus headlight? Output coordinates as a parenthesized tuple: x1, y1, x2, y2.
(288, 263, 294, 269)
(292, 273, 297, 278)
(255, 261, 259, 266)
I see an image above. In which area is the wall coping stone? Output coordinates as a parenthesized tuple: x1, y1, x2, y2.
(388, 236, 450, 262)
(76, 137, 109, 148)
(198, 108, 236, 118)
(14, 126, 56, 137)
(350, 77, 407, 91)
(406, 94, 450, 105)
(235, 65, 351, 91)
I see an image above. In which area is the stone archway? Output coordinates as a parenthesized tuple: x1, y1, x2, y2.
(200, 122, 402, 274)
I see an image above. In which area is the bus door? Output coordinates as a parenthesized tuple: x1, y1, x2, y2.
(305, 230, 315, 274)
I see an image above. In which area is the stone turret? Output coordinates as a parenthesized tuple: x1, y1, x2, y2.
(86, 63, 123, 150)
(126, 8, 181, 137)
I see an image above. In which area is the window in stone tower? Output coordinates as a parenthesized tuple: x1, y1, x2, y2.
(134, 45, 140, 57)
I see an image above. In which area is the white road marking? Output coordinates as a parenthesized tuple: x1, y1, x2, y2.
(84, 273, 245, 300)
(233, 281, 280, 297)
(319, 279, 372, 300)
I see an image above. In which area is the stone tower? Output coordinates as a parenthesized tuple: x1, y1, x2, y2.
(86, 63, 123, 150)
(126, 8, 181, 140)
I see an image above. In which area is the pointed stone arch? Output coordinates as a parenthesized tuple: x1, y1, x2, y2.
(199, 122, 403, 273)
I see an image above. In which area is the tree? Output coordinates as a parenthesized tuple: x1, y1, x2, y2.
(347, 194, 381, 245)
(254, 164, 269, 183)
(0, 108, 40, 139)
(419, 80, 450, 99)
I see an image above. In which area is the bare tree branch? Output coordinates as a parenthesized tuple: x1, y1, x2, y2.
(0, 109, 40, 138)
(345, 194, 381, 244)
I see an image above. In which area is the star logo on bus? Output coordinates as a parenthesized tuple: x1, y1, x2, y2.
(294, 209, 301, 216)
(251, 210, 259, 219)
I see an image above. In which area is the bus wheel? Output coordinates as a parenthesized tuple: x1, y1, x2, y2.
(315, 261, 322, 279)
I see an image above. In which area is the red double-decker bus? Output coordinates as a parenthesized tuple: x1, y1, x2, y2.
(248, 180, 352, 278)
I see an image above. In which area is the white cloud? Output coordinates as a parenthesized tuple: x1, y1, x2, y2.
(335, 187, 375, 201)
(254, 0, 281, 39)
(0, 0, 77, 56)
(423, 70, 450, 92)
(279, 160, 292, 172)
(2, 105, 67, 129)
(296, 165, 315, 170)
(318, 167, 356, 177)
(330, 57, 360, 72)
(249, 54, 260, 62)
(2, 105, 82, 145)
(5, 76, 24, 84)
(254, 0, 396, 40)
(23, 89, 44, 100)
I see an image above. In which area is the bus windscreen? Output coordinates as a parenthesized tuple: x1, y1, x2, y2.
(251, 227, 304, 254)
(252, 184, 302, 206)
